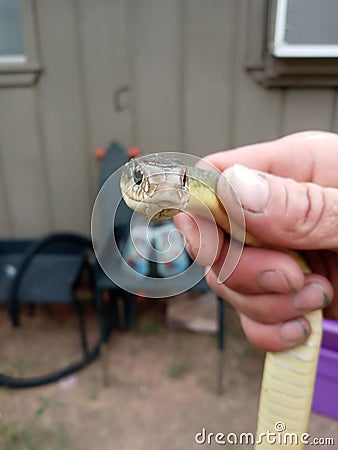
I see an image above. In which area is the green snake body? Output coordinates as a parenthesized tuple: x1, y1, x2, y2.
(120, 155, 322, 449)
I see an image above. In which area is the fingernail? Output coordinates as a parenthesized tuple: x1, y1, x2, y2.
(174, 217, 196, 259)
(185, 239, 196, 259)
(178, 231, 194, 259)
(293, 282, 331, 311)
(229, 164, 270, 213)
(280, 319, 308, 343)
(257, 270, 294, 293)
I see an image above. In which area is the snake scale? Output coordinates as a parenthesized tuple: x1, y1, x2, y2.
(120, 154, 322, 449)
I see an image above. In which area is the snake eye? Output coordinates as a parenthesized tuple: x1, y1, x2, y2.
(133, 166, 143, 185)
(182, 170, 187, 187)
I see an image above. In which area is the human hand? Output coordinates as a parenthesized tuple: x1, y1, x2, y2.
(174, 131, 338, 351)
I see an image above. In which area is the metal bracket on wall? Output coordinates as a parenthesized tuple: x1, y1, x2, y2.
(113, 86, 131, 112)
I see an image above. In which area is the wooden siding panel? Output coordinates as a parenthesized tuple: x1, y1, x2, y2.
(78, 0, 131, 178)
(231, 0, 283, 147)
(282, 89, 335, 135)
(0, 145, 12, 236)
(36, 0, 92, 234)
(130, 0, 181, 152)
(1, 0, 338, 238)
(0, 89, 50, 237)
(183, 0, 236, 157)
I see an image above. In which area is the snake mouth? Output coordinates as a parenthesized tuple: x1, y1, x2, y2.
(123, 186, 189, 221)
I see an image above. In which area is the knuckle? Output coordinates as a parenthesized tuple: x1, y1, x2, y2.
(298, 184, 325, 236)
(280, 181, 327, 244)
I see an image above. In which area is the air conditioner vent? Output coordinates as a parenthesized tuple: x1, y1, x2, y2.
(269, 0, 338, 57)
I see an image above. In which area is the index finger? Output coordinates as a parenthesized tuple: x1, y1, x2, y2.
(203, 131, 338, 187)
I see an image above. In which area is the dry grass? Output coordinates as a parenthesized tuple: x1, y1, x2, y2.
(0, 301, 337, 450)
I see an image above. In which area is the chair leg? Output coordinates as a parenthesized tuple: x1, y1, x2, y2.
(107, 294, 120, 333)
(94, 289, 105, 342)
(95, 289, 109, 387)
(123, 292, 137, 331)
(75, 300, 89, 356)
(8, 303, 20, 327)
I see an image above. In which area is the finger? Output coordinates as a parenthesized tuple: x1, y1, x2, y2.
(205, 269, 333, 324)
(212, 245, 304, 294)
(204, 131, 338, 187)
(239, 314, 311, 352)
(217, 164, 338, 250)
(173, 212, 224, 266)
(175, 211, 305, 293)
(306, 250, 338, 320)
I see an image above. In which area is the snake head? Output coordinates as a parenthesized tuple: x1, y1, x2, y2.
(120, 154, 190, 220)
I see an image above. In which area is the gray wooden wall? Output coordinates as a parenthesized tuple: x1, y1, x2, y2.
(0, 0, 337, 238)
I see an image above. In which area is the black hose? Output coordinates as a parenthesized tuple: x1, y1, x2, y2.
(0, 232, 104, 388)
(0, 345, 100, 388)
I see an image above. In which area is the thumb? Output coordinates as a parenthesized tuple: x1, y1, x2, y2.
(218, 164, 338, 251)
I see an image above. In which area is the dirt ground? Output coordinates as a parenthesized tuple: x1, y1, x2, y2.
(0, 297, 337, 450)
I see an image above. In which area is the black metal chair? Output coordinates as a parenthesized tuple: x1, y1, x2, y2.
(92, 141, 137, 334)
(92, 142, 226, 390)
(0, 232, 104, 388)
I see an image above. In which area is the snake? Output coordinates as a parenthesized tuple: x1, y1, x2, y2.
(120, 153, 322, 449)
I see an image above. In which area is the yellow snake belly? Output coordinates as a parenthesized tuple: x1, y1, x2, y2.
(186, 167, 322, 449)
(120, 158, 323, 449)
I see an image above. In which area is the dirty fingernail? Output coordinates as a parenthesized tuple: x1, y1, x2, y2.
(174, 215, 196, 259)
(280, 319, 308, 343)
(257, 270, 294, 293)
(185, 238, 196, 259)
(229, 164, 270, 214)
(293, 282, 332, 311)
(178, 230, 194, 259)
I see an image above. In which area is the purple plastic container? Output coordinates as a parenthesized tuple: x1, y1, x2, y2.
(312, 318, 338, 420)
